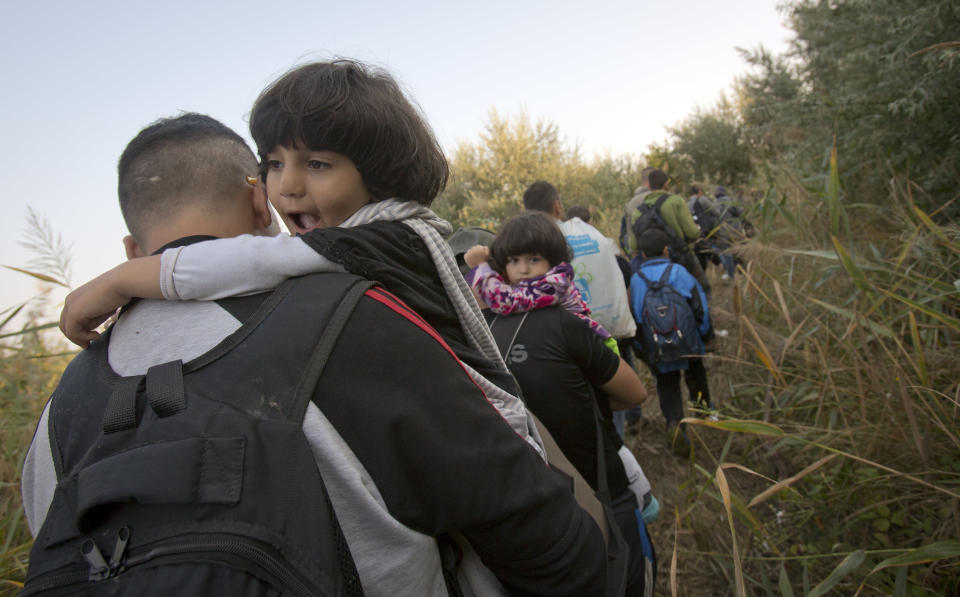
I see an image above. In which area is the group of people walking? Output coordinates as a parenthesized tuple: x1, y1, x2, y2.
(18, 57, 745, 596)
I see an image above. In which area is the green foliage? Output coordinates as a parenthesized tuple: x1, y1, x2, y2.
(738, 0, 960, 218)
(670, 154, 960, 595)
(434, 110, 644, 238)
(435, 109, 589, 229)
(736, 46, 806, 164)
(654, 0, 960, 220)
(1, 325, 69, 593)
(1, 211, 76, 593)
(16, 207, 73, 289)
(667, 96, 753, 189)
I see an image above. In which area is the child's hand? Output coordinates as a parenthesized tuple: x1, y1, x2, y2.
(464, 245, 490, 268)
(59, 256, 163, 348)
(60, 272, 130, 348)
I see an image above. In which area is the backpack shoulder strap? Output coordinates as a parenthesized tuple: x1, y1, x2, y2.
(657, 263, 674, 288)
(638, 263, 672, 290)
(98, 276, 373, 433)
(652, 192, 670, 213)
(635, 267, 654, 286)
(289, 278, 375, 421)
(489, 312, 530, 360)
(585, 384, 630, 595)
(690, 196, 700, 213)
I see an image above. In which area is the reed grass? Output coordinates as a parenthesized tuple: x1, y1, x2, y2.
(1, 212, 75, 596)
(651, 162, 960, 595)
(0, 314, 70, 596)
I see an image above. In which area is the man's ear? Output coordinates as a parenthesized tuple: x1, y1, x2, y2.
(123, 235, 144, 260)
(552, 201, 564, 219)
(250, 182, 279, 235)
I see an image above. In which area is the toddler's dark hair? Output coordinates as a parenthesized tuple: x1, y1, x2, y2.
(250, 60, 449, 204)
(489, 212, 571, 276)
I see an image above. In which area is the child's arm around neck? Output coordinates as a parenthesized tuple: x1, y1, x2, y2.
(59, 234, 344, 346)
(161, 234, 343, 300)
(60, 255, 163, 347)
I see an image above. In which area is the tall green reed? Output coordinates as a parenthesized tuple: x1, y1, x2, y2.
(671, 156, 959, 595)
(1, 210, 76, 594)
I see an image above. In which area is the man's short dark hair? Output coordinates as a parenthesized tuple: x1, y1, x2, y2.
(648, 169, 669, 191)
(639, 228, 670, 259)
(565, 205, 591, 223)
(522, 181, 560, 213)
(639, 166, 655, 189)
(489, 211, 571, 276)
(118, 113, 258, 245)
(690, 185, 701, 195)
(250, 60, 449, 205)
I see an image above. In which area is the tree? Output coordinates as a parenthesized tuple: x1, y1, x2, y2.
(435, 109, 587, 229)
(434, 111, 651, 239)
(737, 0, 960, 217)
(667, 95, 753, 188)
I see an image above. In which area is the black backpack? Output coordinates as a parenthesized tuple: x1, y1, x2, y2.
(631, 193, 689, 257)
(21, 274, 371, 597)
(690, 196, 720, 237)
(636, 264, 700, 365)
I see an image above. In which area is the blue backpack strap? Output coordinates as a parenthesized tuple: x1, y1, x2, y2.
(637, 262, 672, 290)
(635, 267, 653, 287)
(656, 263, 674, 289)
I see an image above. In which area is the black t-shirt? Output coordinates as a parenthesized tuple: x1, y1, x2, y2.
(486, 307, 628, 497)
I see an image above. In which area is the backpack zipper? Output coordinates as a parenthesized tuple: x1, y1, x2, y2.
(22, 531, 320, 596)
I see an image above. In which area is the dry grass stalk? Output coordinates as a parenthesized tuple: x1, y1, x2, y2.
(714, 465, 747, 596)
(747, 454, 838, 508)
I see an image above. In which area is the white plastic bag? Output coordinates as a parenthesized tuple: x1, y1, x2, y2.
(559, 218, 637, 338)
(618, 445, 651, 503)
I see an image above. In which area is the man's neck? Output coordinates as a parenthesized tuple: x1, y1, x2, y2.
(151, 235, 221, 256)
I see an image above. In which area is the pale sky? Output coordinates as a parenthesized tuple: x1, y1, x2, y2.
(0, 0, 791, 329)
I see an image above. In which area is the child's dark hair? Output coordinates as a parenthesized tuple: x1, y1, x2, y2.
(639, 228, 670, 259)
(118, 112, 257, 244)
(250, 60, 449, 204)
(489, 212, 572, 276)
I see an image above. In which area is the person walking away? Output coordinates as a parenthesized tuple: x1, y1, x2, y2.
(630, 229, 715, 457)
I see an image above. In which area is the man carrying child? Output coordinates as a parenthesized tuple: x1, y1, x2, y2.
(22, 113, 609, 596)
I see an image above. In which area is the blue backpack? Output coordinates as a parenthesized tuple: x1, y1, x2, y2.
(636, 263, 700, 364)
